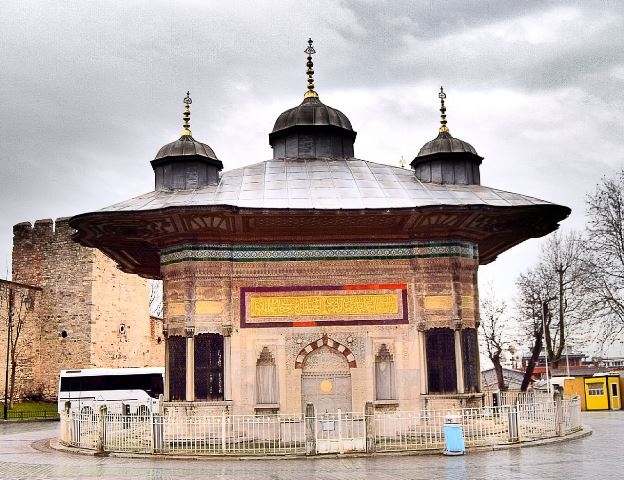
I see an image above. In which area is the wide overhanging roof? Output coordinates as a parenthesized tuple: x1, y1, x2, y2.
(92, 158, 558, 211)
(69, 158, 570, 278)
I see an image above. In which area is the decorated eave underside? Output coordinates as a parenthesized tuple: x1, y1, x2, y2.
(69, 159, 570, 279)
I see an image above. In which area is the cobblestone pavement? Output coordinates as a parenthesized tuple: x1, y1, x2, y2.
(0, 411, 622, 480)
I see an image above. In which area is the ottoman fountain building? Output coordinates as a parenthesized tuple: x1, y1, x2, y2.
(70, 40, 569, 415)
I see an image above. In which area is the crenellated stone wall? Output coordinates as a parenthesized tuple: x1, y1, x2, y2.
(0, 218, 164, 401)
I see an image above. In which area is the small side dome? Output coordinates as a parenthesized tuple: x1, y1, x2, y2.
(154, 135, 219, 162)
(268, 39, 357, 159)
(411, 87, 482, 185)
(416, 131, 479, 158)
(150, 92, 223, 191)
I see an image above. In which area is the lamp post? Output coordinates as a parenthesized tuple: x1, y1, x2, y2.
(3, 287, 14, 420)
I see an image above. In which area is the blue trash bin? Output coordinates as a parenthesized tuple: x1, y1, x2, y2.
(443, 414, 465, 455)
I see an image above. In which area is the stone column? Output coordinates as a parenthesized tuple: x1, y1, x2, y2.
(185, 327, 194, 402)
(222, 324, 232, 401)
(163, 326, 170, 401)
(454, 322, 465, 394)
(417, 324, 427, 395)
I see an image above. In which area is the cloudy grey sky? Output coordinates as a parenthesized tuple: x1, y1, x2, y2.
(1, 1, 623, 309)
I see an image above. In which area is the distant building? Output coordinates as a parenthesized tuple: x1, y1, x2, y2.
(481, 367, 526, 392)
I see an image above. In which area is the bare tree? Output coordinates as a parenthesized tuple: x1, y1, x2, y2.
(0, 282, 35, 407)
(514, 231, 593, 390)
(515, 270, 548, 391)
(585, 170, 624, 342)
(479, 287, 514, 391)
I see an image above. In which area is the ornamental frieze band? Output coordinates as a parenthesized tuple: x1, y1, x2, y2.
(240, 284, 408, 328)
(161, 241, 478, 265)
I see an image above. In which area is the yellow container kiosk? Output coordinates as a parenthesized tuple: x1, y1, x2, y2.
(584, 375, 621, 410)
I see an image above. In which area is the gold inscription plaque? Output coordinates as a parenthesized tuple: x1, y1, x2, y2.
(423, 295, 453, 310)
(250, 294, 398, 318)
(195, 300, 224, 315)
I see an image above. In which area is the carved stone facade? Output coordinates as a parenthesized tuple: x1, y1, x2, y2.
(0, 218, 164, 401)
(159, 240, 481, 414)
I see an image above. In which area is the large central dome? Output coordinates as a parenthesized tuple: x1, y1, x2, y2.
(271, 96, 354, 134)
(268, 39, 356, 159)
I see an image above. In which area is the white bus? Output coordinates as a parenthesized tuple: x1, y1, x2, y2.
(58, 367, 165, 415)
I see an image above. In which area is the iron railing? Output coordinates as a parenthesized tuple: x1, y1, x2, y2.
(59, 397, 582, 456)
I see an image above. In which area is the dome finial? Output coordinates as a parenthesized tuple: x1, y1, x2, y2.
(304, 38, 319, 99)
(439, 86, 449, 133)
(182, 91, 192, 136)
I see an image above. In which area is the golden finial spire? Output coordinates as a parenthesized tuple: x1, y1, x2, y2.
(182, 91, 192, 136)
(304, 38, 319, 99)
(439, 86, 449, 133)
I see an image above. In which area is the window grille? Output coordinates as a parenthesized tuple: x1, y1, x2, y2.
(168, 335, 186, 401)
(194, 333, 224, 401)
(426, 328, 457, 393)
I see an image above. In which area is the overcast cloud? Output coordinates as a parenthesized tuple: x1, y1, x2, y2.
(1, 1, 623, 322)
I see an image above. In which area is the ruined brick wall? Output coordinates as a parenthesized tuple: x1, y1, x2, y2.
(5, 218, 164, 401)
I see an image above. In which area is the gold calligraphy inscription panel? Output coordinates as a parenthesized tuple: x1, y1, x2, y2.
(250, 294, 398, 318)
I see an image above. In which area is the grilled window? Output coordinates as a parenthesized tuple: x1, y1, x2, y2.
(462, 328, 480, 393)
(194, 333, 224, 401)
(168, 335, 186, 401)
(426, 328, 457, 394)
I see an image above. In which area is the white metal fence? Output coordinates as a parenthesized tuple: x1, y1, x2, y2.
(59, 397, 582, 456)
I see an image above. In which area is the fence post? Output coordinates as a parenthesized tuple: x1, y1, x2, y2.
(555, 392, 564, 436)
(507, 406, 519, 442)
(305, 402, 316, 456)
(221, 412, 227, 453)
(97, 405, 107, 453)
(365, 401, 375, 453)
(152, 412, 164, 453)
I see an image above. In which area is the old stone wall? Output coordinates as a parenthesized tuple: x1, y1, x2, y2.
(1, 218, 164, 401)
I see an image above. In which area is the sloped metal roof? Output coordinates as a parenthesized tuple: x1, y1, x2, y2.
(100, 158, 554, 212)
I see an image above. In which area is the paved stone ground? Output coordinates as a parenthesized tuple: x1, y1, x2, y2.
(0, 411, 622, 479)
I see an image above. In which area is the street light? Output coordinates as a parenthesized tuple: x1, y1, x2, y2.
(542, 296, 557, 395)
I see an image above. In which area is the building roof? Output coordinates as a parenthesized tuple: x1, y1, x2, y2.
(67, 43, 570, 279)
(98, 157, 556, 212)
